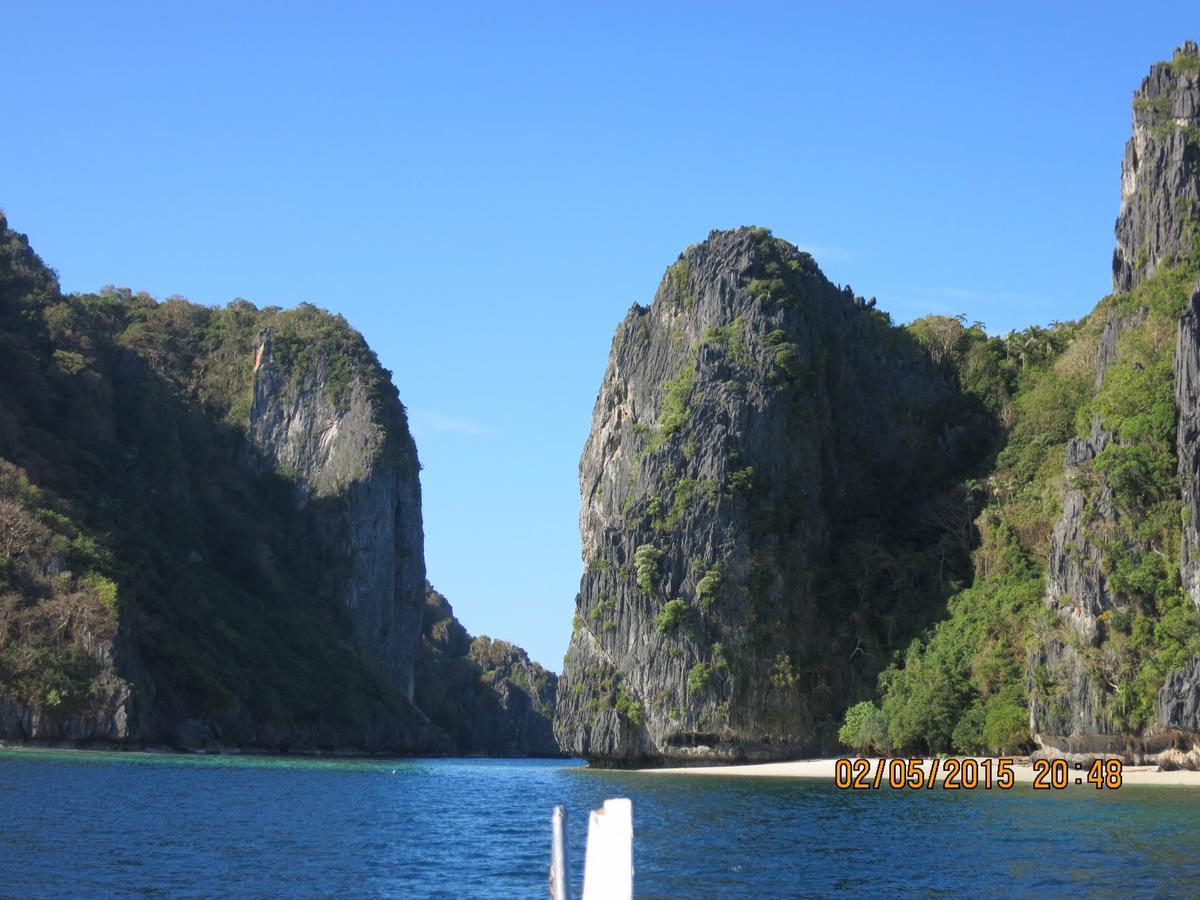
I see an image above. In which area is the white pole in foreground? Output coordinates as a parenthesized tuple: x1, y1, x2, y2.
(550, 805, 570, 900)
(582, 798, 633, 900)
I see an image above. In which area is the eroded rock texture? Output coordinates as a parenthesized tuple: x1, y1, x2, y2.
(1113, 40, 1200, 292)
(1028, 312, 1136, 744)
(1176, 283, 1200, 612)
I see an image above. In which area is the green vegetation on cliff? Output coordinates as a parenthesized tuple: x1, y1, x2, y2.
(0, 460, 118, 717)
(1058, 266, 1200, 731)
(857, 261, 1200, 754)
(857, 314, 1088, 754)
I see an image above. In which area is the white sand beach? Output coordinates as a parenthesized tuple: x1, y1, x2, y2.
(636, 757, 1200, 786)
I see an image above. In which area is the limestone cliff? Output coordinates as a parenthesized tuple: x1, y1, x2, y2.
(551, 41, 1200, 768)
(249, 325, 425, 701)
(0, 221, 142, 746)
(1113, 40, 1200, 292)
(1026, 310, 1144, 752)
(1177, 282, 1200, 612)
(1029, 42, 1200, 763)
(555, 228, 993, 764)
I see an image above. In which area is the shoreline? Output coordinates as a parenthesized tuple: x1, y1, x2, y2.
(634, 757, 1200, 786)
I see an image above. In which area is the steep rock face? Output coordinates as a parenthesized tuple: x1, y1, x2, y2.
(414, 585, 560, 756)
(249, 333, 424, 700)
(1176, 282, 1200, 611)
(1113, 40, 1200, 292)
(1028, 311, 1145, 749)
(555, 228, 990, 764)
(1031, 42, 1200, 761)
(1161, 657, 1200, 730)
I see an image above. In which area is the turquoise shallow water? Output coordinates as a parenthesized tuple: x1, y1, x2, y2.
(2, 750, 1199, 897)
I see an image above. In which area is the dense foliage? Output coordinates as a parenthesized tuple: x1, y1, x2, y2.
(860, 314, 1089, 754)
(854, 259, 1200, 754)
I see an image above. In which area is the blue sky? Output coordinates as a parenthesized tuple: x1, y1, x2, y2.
(3, 2, 1196, 669)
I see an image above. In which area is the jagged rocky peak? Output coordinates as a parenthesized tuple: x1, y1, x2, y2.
(555, 227, 991, 765)
(248, 308, 425, 701)
(1114, 40, 1200, 292)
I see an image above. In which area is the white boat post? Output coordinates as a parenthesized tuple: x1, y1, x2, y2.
(582, 798, 633, 900)
(549, 798, 634, 900)
(550, 805, 570, 900)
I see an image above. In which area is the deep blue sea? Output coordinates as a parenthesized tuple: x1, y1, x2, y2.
(2, 749, 1199, 897)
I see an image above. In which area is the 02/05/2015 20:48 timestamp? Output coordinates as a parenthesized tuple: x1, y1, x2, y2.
(834, 757, 1124, 790)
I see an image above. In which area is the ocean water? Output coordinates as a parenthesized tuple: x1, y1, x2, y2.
(2, 750, 1199, 898)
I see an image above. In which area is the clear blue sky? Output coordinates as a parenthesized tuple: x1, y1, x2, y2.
(2, 2, 1195, 669)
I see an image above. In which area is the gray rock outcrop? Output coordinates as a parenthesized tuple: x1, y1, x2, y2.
(1161, 657, 1200, 730)
(1113, 40, 1200, 292)
(1176, 283, 1200, 611)
(1155, 277, 1200, 752)
(1028, 312, 1134, 743)
(0, 217, 537, 756)
(249, 331, 425, 701)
